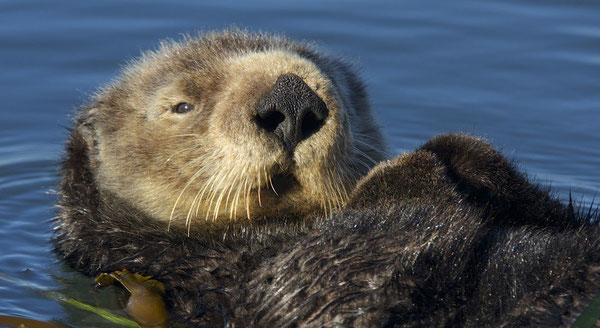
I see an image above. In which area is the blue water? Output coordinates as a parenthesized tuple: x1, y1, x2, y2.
(1, 0, 599, 326)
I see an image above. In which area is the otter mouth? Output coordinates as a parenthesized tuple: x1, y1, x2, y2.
(264, 173, 298, 196)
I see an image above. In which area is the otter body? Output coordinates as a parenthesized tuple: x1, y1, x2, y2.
(55, 31, 600, 327)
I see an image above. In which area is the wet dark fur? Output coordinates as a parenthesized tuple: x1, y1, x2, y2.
(55, 130, 600, 327)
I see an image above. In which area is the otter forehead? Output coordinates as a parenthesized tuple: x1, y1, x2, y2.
(106, 46, 340, 121)
(118, 33, 323, 93)
(83, 31, 386, 226)
(225, 50, 330, 86)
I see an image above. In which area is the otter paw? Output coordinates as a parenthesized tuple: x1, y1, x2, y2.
(419, 133, 521, 202)
(346, 150, 459, 209)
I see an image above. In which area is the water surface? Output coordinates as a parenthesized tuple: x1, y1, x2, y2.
(1, 0, 599, 325)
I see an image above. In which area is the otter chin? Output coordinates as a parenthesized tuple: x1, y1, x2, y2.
(76, 31, 386, 229)
(56, 30, 600, 327)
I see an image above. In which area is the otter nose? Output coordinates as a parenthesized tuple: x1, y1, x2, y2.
(256, 73, 328, 152)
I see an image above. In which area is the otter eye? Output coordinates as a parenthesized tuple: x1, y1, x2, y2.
(173, 102, 195, 114)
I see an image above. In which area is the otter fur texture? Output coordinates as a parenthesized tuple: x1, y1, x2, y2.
(55, 31, 600, 327)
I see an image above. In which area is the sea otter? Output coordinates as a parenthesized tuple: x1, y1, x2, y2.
(55, 30, 600, 327)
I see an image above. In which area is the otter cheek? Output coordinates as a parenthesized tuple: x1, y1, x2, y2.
(210, 92, 256, 146)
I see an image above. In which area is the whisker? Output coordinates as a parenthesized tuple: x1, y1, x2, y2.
(193, 173, 216, 220)
(326, 197, 333, 218)
(353, 156, 374, 172)
(244, 177, 252, 220)
(211, 171, 231, 221)
(268, 174, 279, 196)
(213, 188, 227, 222)
(354, 138, 390, 158)
(165, 147, 195, 163)
(224, 173, 239, 220)
(170, 134, 202, 138)
(328, 169, 345, 209)
(205, 184, 221, 222)
(353, 132, 383, 140)
(185, 183, 204, 230)
(186, 170, 222, 228)
(232, 176, 243, 220)
(353, 147, 380, 167)
(168, 168, 204, 231)
(257, 169, 262, 207)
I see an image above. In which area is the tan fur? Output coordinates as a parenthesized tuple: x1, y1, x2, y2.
(79, 31, 386, 230)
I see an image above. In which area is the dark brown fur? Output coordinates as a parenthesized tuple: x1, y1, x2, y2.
(55, 31, 600, 327)
(56, 131, 600, 327)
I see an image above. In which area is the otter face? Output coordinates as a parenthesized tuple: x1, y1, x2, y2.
(80, 31, 386, 228)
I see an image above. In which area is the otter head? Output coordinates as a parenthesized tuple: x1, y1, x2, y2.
(76, 31, 386, 229)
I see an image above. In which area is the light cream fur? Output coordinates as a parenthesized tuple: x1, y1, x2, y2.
(82, 32, 386, 231)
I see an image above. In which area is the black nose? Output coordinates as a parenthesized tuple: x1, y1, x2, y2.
(256, 73, 328, 152)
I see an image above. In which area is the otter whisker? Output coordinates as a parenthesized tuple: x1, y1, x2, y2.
(318, 171, 330, 216)
(358, 154, 381, 170)
(212, 187, 228, 222)
(185, 181, 205, 230)
(257, 169, 262, 207)
(205, 181, 223, 222)
(229, 170, 245, 220)
(210, 169, 234, 220)
(352, 156, 374, 172)
(234, 176, 247, 219)
(244, 177, 252, 220)
(354, 135, 386, 149)
(207, 175, 226, 221)
(171, 134, 202, 138)
(187, 169, 220, 224)
(353, 147, 380, 167)
(236, 166, 252, 220)
(322, 168, 338, 217)
(327, 166, 346, 210)
(232, 173, 245, 220)
(168, 167, 205, 231)
(190, 171, 218, 226)
(353, 132, 382, 140)
(339, 162, 355, 206)
(165, 146, 197, 163)
(354, 138, 390, 158)
(268, 173, 279, 196)
(224, 172, 240, 220)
